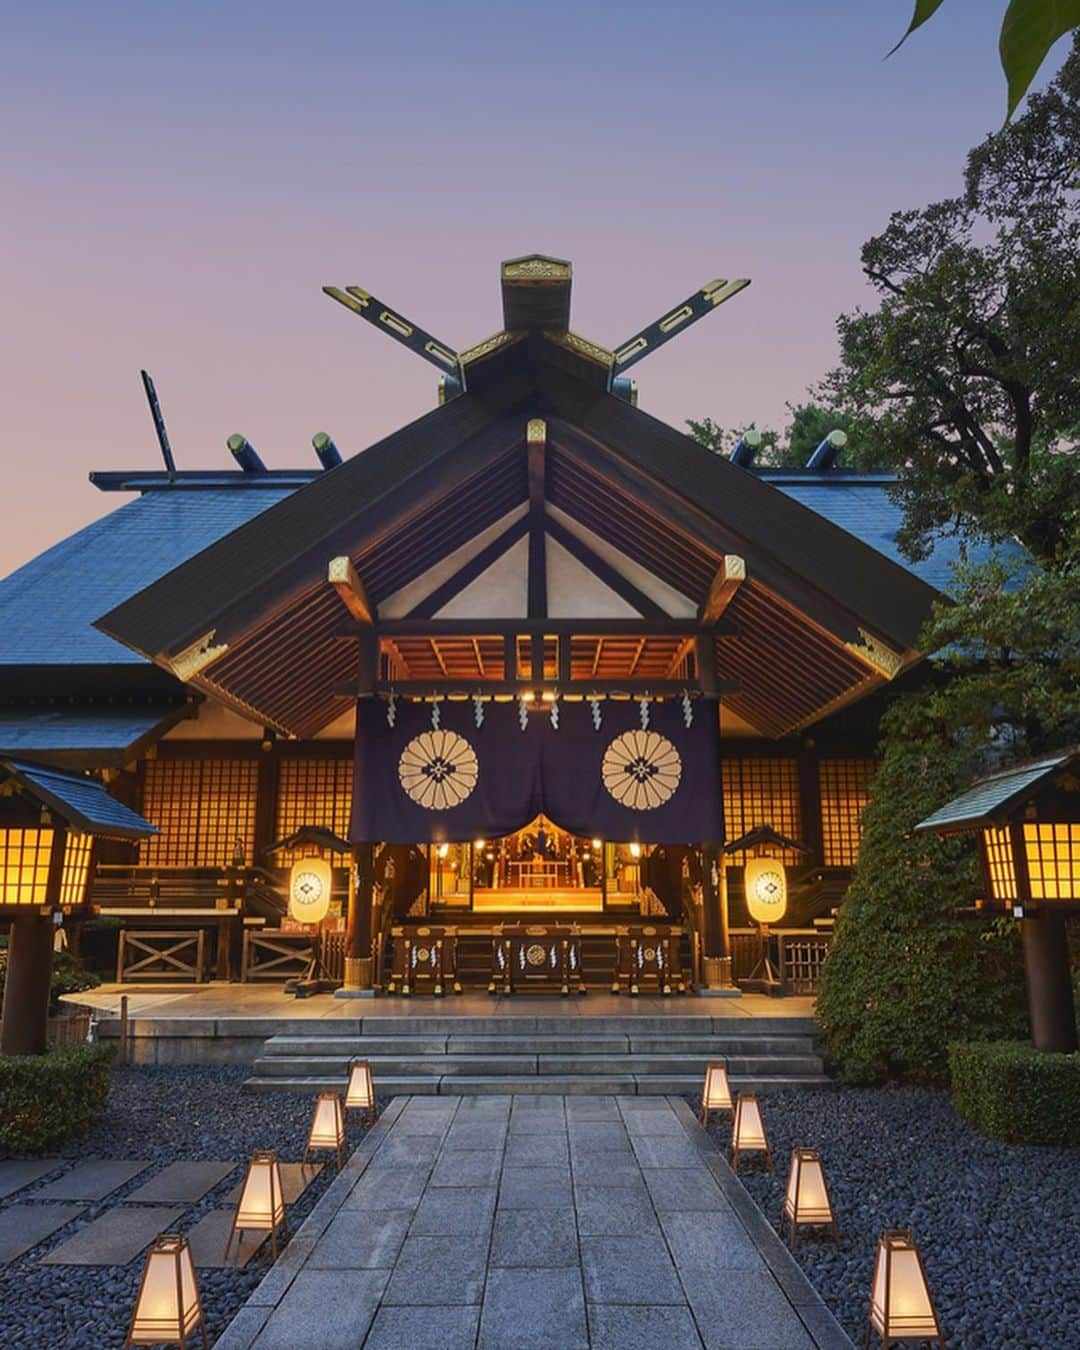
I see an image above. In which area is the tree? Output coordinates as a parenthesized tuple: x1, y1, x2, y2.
(894, 0, 1080, 119)
(825, 43, 1080, 567)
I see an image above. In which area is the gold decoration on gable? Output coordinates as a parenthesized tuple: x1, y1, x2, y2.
(844, 628, 904, 680)
(549, 330, 614, 369)
(169, 631, 230, 682)
(459, 331, 521, 366)
(502, 257, 571, 284)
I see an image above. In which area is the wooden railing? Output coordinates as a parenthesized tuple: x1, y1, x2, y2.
(729, 928, 833, 994)
(240, 928, 347, 982)
(117, 929, 206, 982)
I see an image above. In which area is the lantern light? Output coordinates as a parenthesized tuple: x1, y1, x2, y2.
(592, 838, 602, 850)
(125, 1233, 207, 1348)
(225, 1150, 287, 1264)
(866, 1230, 944, 1347)
(730, 1093, 772, 1172)
(437, 843, 449, 859)
(700, 1061, 734, 1125)
(345, 1058, 376, 1119)
(744, 856, 787, 926)
(305, 1091, 345, 1170)
(288, 856, 332, 926)
(780, 1149, 839, 1249)
(629, 842, 642, 859)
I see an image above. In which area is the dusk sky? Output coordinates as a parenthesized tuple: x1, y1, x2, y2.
(0, 1, 1066, 577)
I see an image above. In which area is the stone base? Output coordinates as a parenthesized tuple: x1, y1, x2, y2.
(339, 956, 374, 995)
(701, 955, 737, 994)
(694, 987, 743, 998)
(333, 987, 377, 999)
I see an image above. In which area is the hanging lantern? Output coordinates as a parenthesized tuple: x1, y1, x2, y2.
(699, 1061, 733, 1125)
(125, 1233, 206, 1348)
(780, 1149, 839, 1249)
(345, 1058, 376, 1119)
(288, 856, 332, 926)
(744, 856, 787, 926)
(225, 1150, 288, 1263)
(866, 1230, 944, 1347)
(305, 1091, 345, 1170)
(730, 1093, 772, 1172)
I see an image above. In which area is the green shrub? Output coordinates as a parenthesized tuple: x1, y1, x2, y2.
(0, 1042, 115, 1153)
(949, 1040, 1080, 1146)
(0, 942, 101, 1013)
(816, 704, 1028, 1085)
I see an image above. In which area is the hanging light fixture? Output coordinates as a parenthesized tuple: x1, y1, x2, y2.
(699, 1061, 733, 1125)
(224, 1150, 288, 1263)
(345, 1058, 376, 1120)
(125, 1233, 207, 1348)
(288, 856, 332, 926)
(866, 1230, 944, 1347)
(780, 1149, 839, 1249)
(730, 1093, 772, 1172)
(305, 1091, 346, 1170)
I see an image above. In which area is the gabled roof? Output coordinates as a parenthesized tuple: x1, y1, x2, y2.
(916, 750, 1079, 835)
(0, 701, 191, 768)
(0, 758, 158, 838)
(0, 487, 293, 666)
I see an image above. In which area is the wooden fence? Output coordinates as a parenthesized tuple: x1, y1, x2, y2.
(729, 928, 833, 994)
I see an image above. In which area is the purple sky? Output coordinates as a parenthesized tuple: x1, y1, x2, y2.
(0, 2, 1066, 578)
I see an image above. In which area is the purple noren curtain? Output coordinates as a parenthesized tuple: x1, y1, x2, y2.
(351, 697, 723, 845)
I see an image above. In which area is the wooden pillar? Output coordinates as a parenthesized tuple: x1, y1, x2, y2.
(699, 845, 733, 987)
(1022, 912, 1078, 1054)
(343, 842, 375, 991)
(0, 913, 54, 1056)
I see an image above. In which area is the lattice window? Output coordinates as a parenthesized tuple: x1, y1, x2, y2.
(140, 759, 258, 867)
(983, 826, 1017, 902)
(819, 759, 876, 867)
(275, 758, 353, 864)
(0, 827, 53, 905)
(59, 833, 94, 909)
(1023, 822, 1080, 902)
(722, 759, 802, 864)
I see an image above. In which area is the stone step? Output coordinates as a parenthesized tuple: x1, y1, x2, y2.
(258, 1033, 817, 1058)
(252, 1052, 824, 1078)
(243, 1072, 832, 1096)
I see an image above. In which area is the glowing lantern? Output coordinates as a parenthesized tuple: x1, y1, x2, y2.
(288, 856, 332, 925)
(305, 1091, 345, 1169)
(744, 856, 787, 926)
(629, 842, 642, 859)
(699, 1061, 733, 1125)
(730, 1093, 771, 1171)
(780, 1149, 839, 1248)
(345, 1058, 376, 1118)
(125, 1233, 206, 1348)
(225, 1150, 287, 1263)
(591, 838, 602, 850)
(866, 1230, 943, 1347)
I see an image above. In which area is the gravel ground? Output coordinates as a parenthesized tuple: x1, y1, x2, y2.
(698, 1085, 1080, 1350)
(0, 1065, 380, 1349)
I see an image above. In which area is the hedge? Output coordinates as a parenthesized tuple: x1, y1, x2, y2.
(949, 1040, 1080, 1147)
(0, 1042, 115, 1153)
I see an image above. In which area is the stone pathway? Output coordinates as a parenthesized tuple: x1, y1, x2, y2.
(216, 1095, 852, 1350)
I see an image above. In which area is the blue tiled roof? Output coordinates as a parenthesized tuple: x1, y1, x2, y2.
(0, 488, 293, 665)
(2, 758, 158, 837)
(916, 751, 1075, 833)
(769, 477, 1018, 593)
(0, 704, 182, 756)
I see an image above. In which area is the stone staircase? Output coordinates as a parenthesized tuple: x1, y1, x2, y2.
(244, 1014, 830, 1095)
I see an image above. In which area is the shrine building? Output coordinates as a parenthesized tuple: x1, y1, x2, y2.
(0, 256, 963, 1003)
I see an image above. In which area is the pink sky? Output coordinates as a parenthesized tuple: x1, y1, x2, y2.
(0, 1, 1057, 578)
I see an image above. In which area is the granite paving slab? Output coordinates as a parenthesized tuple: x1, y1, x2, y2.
(0, 1159, 59, 1200)
(0, 1203, 83, 1263)
(126, 1160, 237, 1203)
(32, 1159, 150, 1201)
(186, 1208, 264, 1268)
(214, 1094, 854, 1350)
(251, 1267, 388, 1349)
(41, 1204, 185, 1265)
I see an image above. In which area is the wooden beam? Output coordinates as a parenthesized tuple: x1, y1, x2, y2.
(527, 419, 547, 620)
(377, 618, 703, 637)
(328, 556, 373, 626)
(699, 555, 746, 626)
(363, 677, 740, 698)
(544, 515, 668, 619)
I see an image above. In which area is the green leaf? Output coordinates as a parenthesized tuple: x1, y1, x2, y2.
(1000, 0, 1080, 118)
(888, 0, 948, 57)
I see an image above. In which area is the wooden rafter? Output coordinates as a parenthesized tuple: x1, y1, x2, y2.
(699, 555, 746, 626)
(327, 556, 373, 626)
(527, 418, 547, 621)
